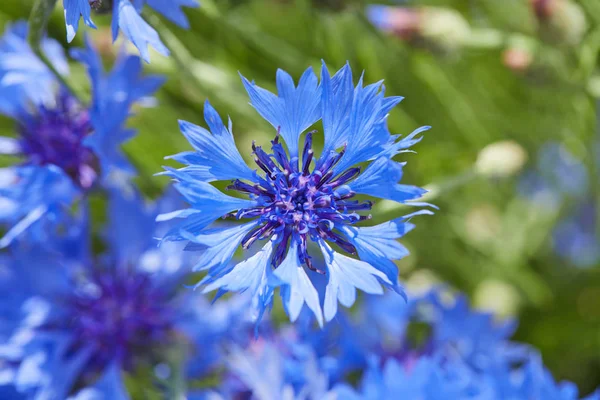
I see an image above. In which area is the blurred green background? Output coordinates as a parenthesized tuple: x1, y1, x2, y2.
(1, 0, 599, 394)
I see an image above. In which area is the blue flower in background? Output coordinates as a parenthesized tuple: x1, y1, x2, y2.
(0, 24, 163, 247)
(208, 340, 336, 400)
(63, 0, 199, 62)
(518, 142, 599, 267)
(159, 63, 431, 325)
(0, 189, 234, 399)
(552, 202, 599, 268)
(321, 290, 599, 399)
(307, 289, 527, 389)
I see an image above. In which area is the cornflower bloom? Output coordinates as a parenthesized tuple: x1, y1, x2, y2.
(159, 63, 432, 325)
(0, 23, 163, 247)
(0, 189, 236, 399)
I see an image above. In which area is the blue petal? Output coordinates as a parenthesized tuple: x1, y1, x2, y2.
(241, 67, 320, 158)
(0, 22, 68, 115)
(72, 36, 165, 177)
(272, 239, 323, 326)
(334, 79, 403, 173)
(106, 188, 156, 264)
(347, 156, 427, 203)
(0, 166, 78, 247)
(366, 5, 394, 31)
(158, 176, 257, 242)
(69, 362, 128, 400)
(340, 211, 432, 287)
(320, 62, 354, 157)
(0, 137, 20, 155)
(202, 241, 275, 323)
(182, 221, 260, 272)
(63, 0, 96, 43)
(162, 101, 255, 182)
(146, 0, 199, 29)
(381, 125, 431, 158)
(319, 240, 390, 322)
(113, 0, 169, 63)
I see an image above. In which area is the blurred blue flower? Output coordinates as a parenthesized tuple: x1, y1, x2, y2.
(63, 0, 199, 63)
(328, 290, 598, 399)
(552, 202, 599, 268)
(0, 24, 163, 247)
(209, 340, 336, 400)
(518, 142, 599, 267)
(0, 189, 231, 399)
(159, 62, 432, 326)
(308, 289, 527, 389)
(334, 356, 480, 399)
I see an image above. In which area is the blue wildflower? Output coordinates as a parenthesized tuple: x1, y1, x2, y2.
(210, 340, 335, 400)
(326, 290, 599, 399)
(159, 63, 431, 325)
(0, 189, 232, 398)
(63, 0, 199, 63)
(0, 25, 163, 247)
(334, 356, 480, 400)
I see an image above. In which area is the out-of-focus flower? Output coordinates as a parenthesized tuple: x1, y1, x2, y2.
(321, 290, 598, 399)
(0, 23, 164, 247)
(518, 142, 598, 267)
(530, 0, 587, 46)
(367, 6, 470, 54)
(503, 47, 534, 73)
(63, 0, 199, 62)
(0, 189, 236, 399)
(553, 202, 599, 268)
(475, 140, 528, 178)
(205, 335, 337, 400)
(158, 62, 432, 326)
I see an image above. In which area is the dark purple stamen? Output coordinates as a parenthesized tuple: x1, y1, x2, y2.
(231, 131, 373, 271)
(18, 91, 98, 189)
(48, 269, 176, 373)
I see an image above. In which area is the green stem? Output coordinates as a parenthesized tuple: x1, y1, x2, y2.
(28, 0, 83, 102)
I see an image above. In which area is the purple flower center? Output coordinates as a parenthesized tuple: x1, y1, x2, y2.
(54, 269, 175, 370)
(229, 132, 372, 272)
(18, 92, 98, 189)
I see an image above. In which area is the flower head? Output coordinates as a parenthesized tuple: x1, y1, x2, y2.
(0, 189, 232, 398)
(0, 24, 164, 247)
(159, 63, 432, 325)
(63, 0, 199, 62)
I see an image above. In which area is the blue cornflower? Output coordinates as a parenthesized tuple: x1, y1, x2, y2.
(0, 24, 163, 247)
(334, 356, 479, 400)
(0, 189, 233, 399)
(327, 290, 600, 399)
(208, 340, 335, 400)
(159, 63, 432, 325)
(63, 0, 199, 62)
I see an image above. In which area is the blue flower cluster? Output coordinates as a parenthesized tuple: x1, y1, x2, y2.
(193, 290, 600, 400)
(0, 2, 597, 397)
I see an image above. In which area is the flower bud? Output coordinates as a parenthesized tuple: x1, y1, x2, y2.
(420, 7, 471, 53)
(531, 0, 587, 46)
(503, 47, 533, 73)
(367, 6, 470, 53)
(475, 140, 528, 178)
